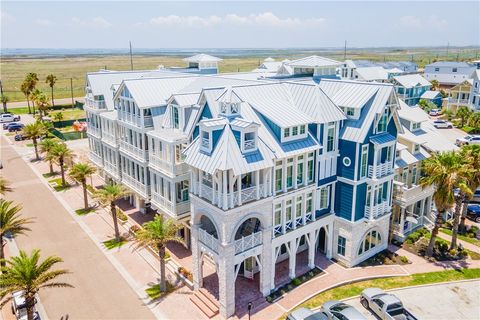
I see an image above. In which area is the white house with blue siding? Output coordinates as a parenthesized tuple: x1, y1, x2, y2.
(392, 74, 431, 106)
(424, 61, 476, 87)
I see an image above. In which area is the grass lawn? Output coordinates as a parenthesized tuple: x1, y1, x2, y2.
(75, 207, 96, 216)
(42, 172, 57, 178)
(295, 268, 480, 312)
(48, 177, 70, 191)
(9, 107, 30, 114)
(103, 237, 128, 250)
(49, 109, 86, 120)
(145, 282, 174, 300)
(440, 228, 480, 248)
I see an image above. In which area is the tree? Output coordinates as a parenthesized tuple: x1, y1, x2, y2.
(29, 89, 41, 116)
(34, 92, 51, 118)
(39, 138, 59, 175)
(0, 250, 72, 320)
(23, 73, 39, 115)
(93, 183, 130, 243)
(0, 176, 12, 195)
(45, 74, 57, 107)
(430, 79, 440, 91)
(53, 112, 64, 122)
(467, 112, 480, 133)
(456, 106, 472, 128)
(1, 95, 9, 113)
(0, 200, 33, 271)
(459, 145, 480, 233)
(133, 215, 182, 292)
(420, 151, 463, 257)
(69, 163, 96, 209)
(22, 122, 46, 161)
(51, 142, 73, 187)
(20, 82, 32, 114)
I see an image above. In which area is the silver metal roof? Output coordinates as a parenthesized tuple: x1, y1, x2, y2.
(397, 102, 430, 123)
(183, 54, 223, 63)
(354, 67, 389, 81)
(286, 55, 342, 68)
(393, 74, 431, 88)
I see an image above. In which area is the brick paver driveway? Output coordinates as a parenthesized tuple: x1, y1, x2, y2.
(0, 136, 155, 320)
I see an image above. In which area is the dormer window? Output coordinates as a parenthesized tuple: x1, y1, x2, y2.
(413, 144, 420, 154)
(282, 125, 308, 143)
(284, 128, 290, 138)
(172, 106, 179, 129)
(220, 102, 240, 117)
(243, 132, 256, 152)
(201, 131, 211, 152)
(377, 108, 389, 133)
(411, 122, 421, 131)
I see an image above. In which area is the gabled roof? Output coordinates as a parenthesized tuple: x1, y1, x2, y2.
(183, 54, 223, 63)
(420, 90, 441, 100)
(286, 55, 342, 68)
(393, 74, 431, 88)
(319, 79, 383, 109)
(355, 67, 389, 81)
(397, 102, 430, 122)
(426, 61, 473, 68)
(170, 93, 200, 106)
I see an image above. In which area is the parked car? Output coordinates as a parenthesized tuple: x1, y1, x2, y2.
(466, 204, 480, 223)
(11, 291, 40, 320)
(287, 308, 328, 320)
(3, 122, 22, 130)
(433, 120, 453, 129)
(472, 188, 480, 203)
(8, 123, 24, 132)
(360, 288, 417, 320)
(456, 135, 480, 146)
(321, 301, 367, 320)
(15, 133, 27, 141)
(429, 109, 440, 116)
(0, 113, 20, 123)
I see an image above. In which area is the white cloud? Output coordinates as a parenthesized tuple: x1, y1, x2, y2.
(71, 16, 112, 28)
(35, 19, 54, 26)
(0, 11, 16, 24)
(399, 15, 447, 30)
(142, 12, 325, 28)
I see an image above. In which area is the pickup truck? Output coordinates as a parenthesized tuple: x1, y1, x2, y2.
(360, 288, 417, 320)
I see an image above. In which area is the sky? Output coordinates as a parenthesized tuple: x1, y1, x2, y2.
(1, 1, 479, 49)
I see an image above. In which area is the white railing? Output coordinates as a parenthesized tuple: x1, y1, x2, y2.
(151, 193, 190, 216)
(104, 161, 120, 178)
(365, 201, 390, 220)
(198, 228, 219, 253)
(102, 132, 117, 146)
(368, 162, 393, 179)
(120, 141, 148, 161)
(144, 116, 153, 127)
(244, 140, 255, 150)
(393, 182, 434, 206)
(195, 183, 267, 209)
(234, 231, 263, 255)
(85, 97, 106, 110)
(149, 154, 189, 176)
(89, 152, 103, 167)
(118, 111, 142, 127)
(448, 97, 470, 105)
(87, 126, 102, 138)
(122, 175, 149, 196)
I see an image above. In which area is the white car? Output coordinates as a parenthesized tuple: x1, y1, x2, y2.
(456, 135, 480, 146)
(429, 109, 440, 116)
(321, 301, 367, 320)
(0, 113, 21, 123)
(287, 308, 328, 320)
(11, 291, 40, 320)
(433, 120, 453, 129)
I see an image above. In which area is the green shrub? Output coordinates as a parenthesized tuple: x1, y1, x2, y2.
(400, 256, 409, 264)
(469, 226, 479, 233)
(435, 238, 449, 253)
(116, 208, 128, 222)
(292, 278, 302, 286)
(448, 249, 458, 256)
(86, 184, 96, 194)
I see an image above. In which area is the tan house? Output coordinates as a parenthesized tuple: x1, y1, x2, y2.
(444, 80, 473, 113)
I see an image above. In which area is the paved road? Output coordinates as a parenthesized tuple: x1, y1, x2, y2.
(343, 280, 480, 320)
(0, 135, 155, 320)
(5, 97, 84, 109)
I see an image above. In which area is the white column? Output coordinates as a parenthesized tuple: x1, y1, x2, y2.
(229, 171, 235, 208)
(400, 207, 406, 235)
(270, 246, 277, 290)
(237, 175, 242, 206)
(260, 231, 272, 296)
(218, 244, 235, 318)
(198, 170, 203, 198)
(307, 231, 315, 268)
(222, 170, 228, 210)
(212, 173, 217, 205)
(281, 199, 286, 234)
(293, 157, 298, 189)
(255, 170, 260, 200)
(326, 224, 333, 259)
(288, 240, 297, 279)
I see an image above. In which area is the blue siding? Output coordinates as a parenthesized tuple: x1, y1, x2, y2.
(212, 129, 223, 149)
(355, 183, 367, 221)
(318, 175, 337, 187)
(308, 123, 317, 137)
(232, 130, 241, 147)
(258, 112, 281, 140)
(192, 125, 199, 139)
(337, 140, 357, 180)
(335, 182, 353, 220)
(200, 103, 213, 120)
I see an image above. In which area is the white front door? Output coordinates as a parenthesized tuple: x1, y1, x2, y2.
(243, 257, 254, 279)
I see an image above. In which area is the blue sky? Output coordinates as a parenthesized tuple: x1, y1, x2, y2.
(1, 1, 479, 49)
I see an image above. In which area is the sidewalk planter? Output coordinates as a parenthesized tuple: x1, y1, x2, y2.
(266, 267, 324, 303)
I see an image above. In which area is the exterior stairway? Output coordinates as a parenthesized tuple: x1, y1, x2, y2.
(190, 288, 219, 318)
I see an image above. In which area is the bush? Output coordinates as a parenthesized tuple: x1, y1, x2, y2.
(86, 184, 96, 194)
(178, 266, 193, 281)
(469, 226, 479, 233)
(291, 278, 302, 286)
(129, 225, 140, 235)
(400, 256, 409, 264)
(448, 249, 457, 257)
(435, 238, 449, 253)
(116, 208, 128, 222)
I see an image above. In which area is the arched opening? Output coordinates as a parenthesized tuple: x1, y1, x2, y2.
(358, 229, 382, 257)
(317, 227, 327, 254)
(234, 255, 263, 317)
(200, 215, 218, 239)
(234, 217, 261, 240)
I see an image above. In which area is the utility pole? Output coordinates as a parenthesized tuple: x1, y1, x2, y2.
(70, 78, 74, 109)
(129, 41, 134, 70)
(343, 40, 347, 60)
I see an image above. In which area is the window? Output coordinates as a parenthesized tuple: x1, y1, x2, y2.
(337, 236, 346, 256)
(326, 122, 335, 152)
(292, 126, 298, 136)
(175, 144, 183, 163)
(297, 156, 304, 185)
(172, 106, 179, 129)
(452, 68, 458, 73)
(386, 146, 393, 162)
(413, 144, 420, 153)
(300, 125, 306, 135)
(244, 132, 256, 151)
(284, 128, 290, 138)
(274, 203, 282, 236)
(360, 145, 369, 178)
(358, 230, 382, 256)
(201, 131, 210, 149)
(285, 200, 293, 230)
(402, 167, 408, 184)
(275, 166, 283, 192)
(377, 108, 388, 132)
(435, 67, 440, 72)
(176, 180, 189, 202)
(296, 196, 303, 224)
(343, 157, 351, 167)
(319, 187, 329, 209)
(411, 166, 418, 185)
(306, 192, 313, 214)
(286, 159, 293, 189)
(307, 153, 315, 182)
(202, 172, 212, 187)
(345, 107, 355, 116)
(366, 185, 372, 206)
(412, 122, 421, 131)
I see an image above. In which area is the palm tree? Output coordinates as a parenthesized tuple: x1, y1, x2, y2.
(39, 138, 59, 175)
(45, 74, 57, 106)
(23, 73, 39, 115)
(93, 183, 130, 242)
(69, 163, 96, 209)
(456, 106, 472, 128)
(0, 249, 72, 320)
(468, 112, 480, 133)
(22, 122, 46, 161)
(133, 215, 182, 292)
(430, 79, 439, 91)
(1, 95, 9, 113)
(52, 142, 73, 187)
(0, 176, 12, 195)
(34, 92, 51, 118)
(459, 145, 480, 233)
(420, 151, 463, 257)
(20, 82, 32, 114)
(0, 200, 33, 271)
(53, 112, 64, 122)
(29, 89, 41, 116)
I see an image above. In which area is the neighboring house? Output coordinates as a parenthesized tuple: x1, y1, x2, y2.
(423, 61, 476, 87)
(392, 102, 457, 241)
(351, 67, 389, 82)
(420, 90, 442, 107)
(341, 60, 417, 79)
(469, 69, 480, 111)
(444, 80, 473, 112)
(279, 55, 342, 81)
(392, 74, 431, 106)
(253, 57, 286, 73)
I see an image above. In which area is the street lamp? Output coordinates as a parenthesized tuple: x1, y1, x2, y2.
(247, 302, 253, 320)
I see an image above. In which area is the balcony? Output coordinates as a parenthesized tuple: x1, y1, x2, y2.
(104, 161, 120, 180)
(234, 231, 263, 255)
(195, 182, 268, 210)
(120, 141, 148, 162)
(87, 125, 102, 139)
(198, 228, 219, 254)
(149, 154, 189, 176)
(393, 182, 434, 207)
(122, 174, 149, 197)
(368, 162, 393, 179)
(118, 111, 153, 128)
(85, 97, 106, 110)
(102, 132, 118, 146)
(365, 201, 390, 220)
(89, 151, 103, 167)
(448, 97, 470, 105)
(151, 192, 190, 216)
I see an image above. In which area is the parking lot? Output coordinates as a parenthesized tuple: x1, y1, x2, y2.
(343, 280, 480, 320)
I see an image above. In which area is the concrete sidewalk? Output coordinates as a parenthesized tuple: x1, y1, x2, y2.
(436, 230, 480, 253)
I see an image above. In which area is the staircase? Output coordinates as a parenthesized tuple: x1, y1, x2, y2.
(190, 288, 219, 318)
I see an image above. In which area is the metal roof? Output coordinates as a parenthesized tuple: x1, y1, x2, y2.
(286, 55, 342, 68)
(171, 93, 200, 106)
(319, 79, 381, 109)
(370, 132, 396, 145)
(147, 128, 188, 143)
(420, 90, 441, 100)
(99, 110, 118, 120)
(426, 61, 473, 68)
(183, 54, 223, 63)
(393, 74, 431, 88)
(397, 102, 430, 123)
(355, 67, 389, 81)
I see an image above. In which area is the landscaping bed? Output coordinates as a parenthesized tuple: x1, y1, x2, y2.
(266, 267, 324, 303)
(357, 250, 410, 267)
(440, 225, 480, 248)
